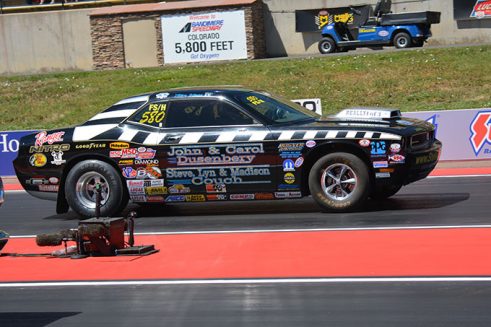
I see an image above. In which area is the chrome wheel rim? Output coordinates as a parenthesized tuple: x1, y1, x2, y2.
(75, 172, 110, 209)
(320, 163, 357, 201)
(397, 37, 408, 47)
(321, 41, 332, 52)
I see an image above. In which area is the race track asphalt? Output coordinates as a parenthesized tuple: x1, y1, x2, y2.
(1, 175, 489, 235)
(1, 175, 491, 326)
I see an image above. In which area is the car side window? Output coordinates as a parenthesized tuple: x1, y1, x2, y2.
(165, 99, 255, 128)
(128, 102, 168, 128)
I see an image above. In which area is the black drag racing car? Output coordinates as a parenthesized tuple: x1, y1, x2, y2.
(14, 87, 441, 217)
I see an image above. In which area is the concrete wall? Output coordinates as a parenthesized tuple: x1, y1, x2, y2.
(263, 0, 491, 56)
(0, 9, 93, 75)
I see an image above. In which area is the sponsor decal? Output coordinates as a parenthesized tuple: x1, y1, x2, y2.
(130, 195, 146, 202)
(469, 111, 491, 155)
(283, 159, 295, 172)
(127, 180, 144, 187)
(29, 153, 47, 167)
(359, 139, 370, 147)
(280, 151, 302, 159)
(35, 131, 65, 147)
(371, 141, 386, 156)
(278, 183, 300, 190)
(471, 0, 491, 18)
(128, 186, 145, 195)
(360, 28, 376, 33)
(165, 195, 186, 203)
(373, 161, 389, 168)
(278, 143, 304, 152)
(390, 143, 401, 153)
(156, 93, 169, 99)
(415, 152, 439, 165)
(50, 151, 66, 166)
(118, 159, 134, 165)
(38, 184, 59, 192)
(389, 154, 405, 164)
(75, 143, 106, 150)
(145, 186, 168, 195)
(167, 144, 262, 166)
(305, 140, 316, 148)
(145, 179, 165, 187)
(185, 194, 206, 202)
(135, 159, 159, 165)
(122, 167, 138, 179)
(379, 168, 395, 173)
(255, 192, 274, 200)
(230, 194, 255, 200)
(206, 183, 227, 193)
(378, 30, 389, 37)
(169, 184, 191, 194)
(207, 194, 227, 201)
(294, 157, 304, 168)
(166, 165, 271, 186)
(49, 177, 59, 185)
(110, 142, 130, 150)
(146, 166, 162, 179)
(136, 147, 156, 160)
(147, 195, 165, 202)
(375, 172, 391, 179)
(275, 191, 302, 199)
(26, 178, 49, 185)
(284, 172, 296, 184)
(30, 144, 70, 153)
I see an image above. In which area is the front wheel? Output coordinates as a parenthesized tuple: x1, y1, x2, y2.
(309, 153, 370, 212)
(318, 37, 336, 54)
(65, 160, 128, 218)
(394, 32, 412, 49)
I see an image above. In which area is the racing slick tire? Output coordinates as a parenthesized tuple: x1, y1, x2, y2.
(318, 37, 337, 54)
(394, 32, 412, 49)
(370, 184, 402, 200)
(65, 160, 128, 218)
(309, 153, 370, 212)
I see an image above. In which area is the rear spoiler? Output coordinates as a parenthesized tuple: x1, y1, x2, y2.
(335, 108, 402, 120)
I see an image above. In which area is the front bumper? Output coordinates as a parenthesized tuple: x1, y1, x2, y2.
(402, 139, 442, 185)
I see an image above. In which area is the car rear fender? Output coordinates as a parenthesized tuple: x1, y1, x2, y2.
(301, 141, 373, 196)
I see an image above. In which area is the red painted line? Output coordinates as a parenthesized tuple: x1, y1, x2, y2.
(4, 184, 23, 191)
(429, 167, 491, 176)
(1, 228, 491, 283)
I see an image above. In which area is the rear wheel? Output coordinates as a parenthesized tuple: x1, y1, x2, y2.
(65, 160, 127, 218)
(318, 37, 336, 54)
(309, 153, 370, 212)
(394, 32, 412, 49)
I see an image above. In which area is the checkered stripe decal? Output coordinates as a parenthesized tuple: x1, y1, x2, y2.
(72, 127, 401, 144)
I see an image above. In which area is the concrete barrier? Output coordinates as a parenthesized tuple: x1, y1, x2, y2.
(0, 9, 93, 75)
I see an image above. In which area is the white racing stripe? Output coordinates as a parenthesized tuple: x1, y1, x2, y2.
(10, 224, 491, 239)
(73, 124, 118, 141)
(89, 109, 137, 121)
(2, 277, 491, 288)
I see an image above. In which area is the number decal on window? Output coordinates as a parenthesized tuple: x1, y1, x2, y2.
(139, 104, 167, 124)
(246, 96, 264, 106)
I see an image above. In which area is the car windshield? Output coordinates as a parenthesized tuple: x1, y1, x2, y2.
(233, 92, 320, 124)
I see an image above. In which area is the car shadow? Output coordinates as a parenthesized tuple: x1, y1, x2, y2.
(41, 192, 470, 221)
(124, 192, 471, 218)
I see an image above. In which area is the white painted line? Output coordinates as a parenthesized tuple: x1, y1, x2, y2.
(10, 224, 491, 239)
(2, 276, 491, 288)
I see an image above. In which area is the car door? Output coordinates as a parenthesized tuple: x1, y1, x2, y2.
(158, 97, 277, 202)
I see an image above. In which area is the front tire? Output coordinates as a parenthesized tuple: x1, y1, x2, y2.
(309, 153, 370, 212)
(65, 160, 127, 218)
(318, 37, 336, 54)
(394, 32, 412, 49)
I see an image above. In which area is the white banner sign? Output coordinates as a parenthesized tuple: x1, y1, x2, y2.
(161, 10, 248, 64)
